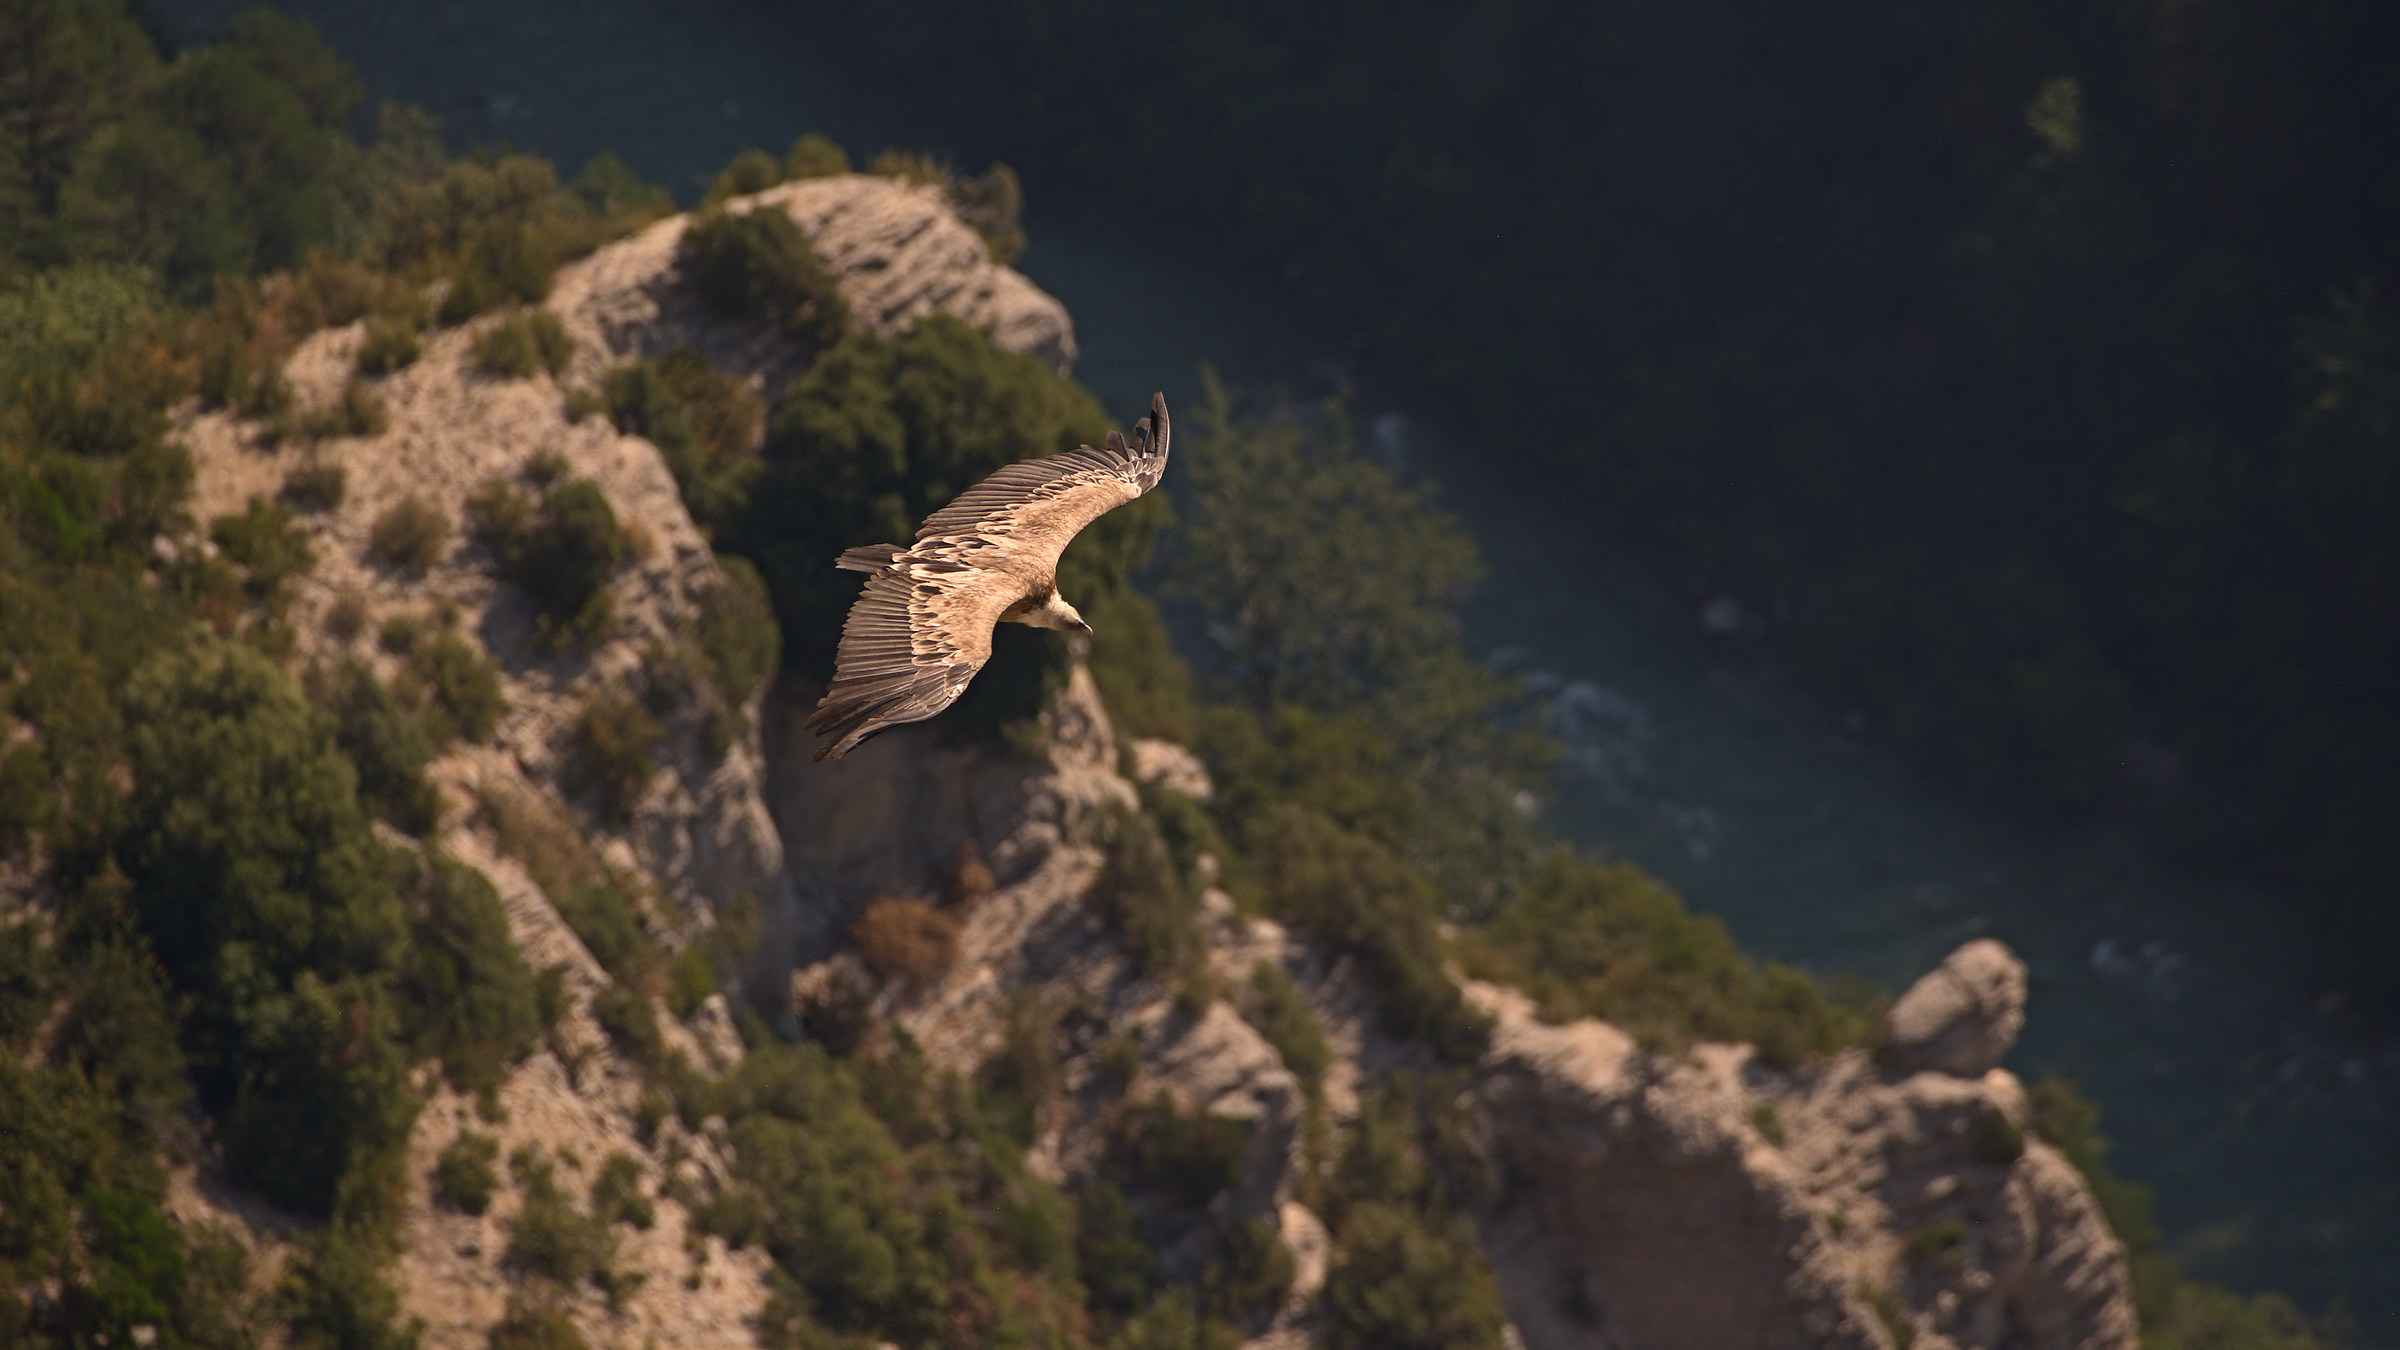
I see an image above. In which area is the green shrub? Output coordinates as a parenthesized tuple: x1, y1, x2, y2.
(1111, 1090, 1245, 1209)
(590, 983, 662, 1067)
(401, 632, 506, 745)
(505, 1148, 616, 1288)
(487, 1301, 591, 1350)
(573, 690, 661, 820)
(1204, 1214, 1297, 1323)
(1114, 1287, 1242, 1350)
(601, 350, 763, 531)
(477, 475, 626, 645)
(117, 638, 414, 1216)
(1242, 961, 1331, 1088)
(210, 495, 314, 602)
(590, 1152, 654, 1229)
(1905, 1218, 1969, 1269)
(467, 476, 534, 552)
(283, 1220, 415, 1350)
(1075, 1181, 1151, 1315)
(705, 148, 785, 204)
(367, 493, 448, 575)
(475, 310, 574, 378)
(1095, 802, 1198, 979)
(313, 659, 440, 833)
(281, 455, 346, 512)
(1246, 804, 1487, 1060)
(401, 850, 540, 1091)
(330, 375, 387, 437)
(1320, 1202, 1505, 1350)
(690, 556, 779, 757)
(354, 316, 421, 374)
(679, 207, 847, 348)
(784, 133, 850, 179)
(1459, 849, 1865, 1068)
(434, 1130, 501, 1214)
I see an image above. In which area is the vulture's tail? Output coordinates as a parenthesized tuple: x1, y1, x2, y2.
(835, 543, 903, 573)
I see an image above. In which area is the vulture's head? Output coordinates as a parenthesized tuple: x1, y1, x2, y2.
(1022, 592, 1092, 634)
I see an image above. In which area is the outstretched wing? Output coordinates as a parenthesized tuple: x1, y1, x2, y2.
(912, 392, 1172, 569)
(802, 558, 1023, 760)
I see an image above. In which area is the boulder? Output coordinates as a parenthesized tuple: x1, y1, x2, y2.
(1885, 938, 2030, 1078)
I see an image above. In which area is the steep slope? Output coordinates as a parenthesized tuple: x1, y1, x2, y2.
(159, 172, 2133, 1350)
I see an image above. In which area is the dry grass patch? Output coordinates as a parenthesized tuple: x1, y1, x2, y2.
(848, 897, 959, 989)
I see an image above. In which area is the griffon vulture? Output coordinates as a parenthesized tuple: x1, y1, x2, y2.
(803, 392, 1171, 760)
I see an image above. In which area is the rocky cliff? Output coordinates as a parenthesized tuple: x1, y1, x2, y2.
(161, 174, 2132, 1350)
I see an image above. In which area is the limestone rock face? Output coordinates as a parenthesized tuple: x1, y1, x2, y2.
(1885, 938, 2030, 1078)
(756, 175, 1079, 376)
(1472, 939, 2136, 1350)
(1129, 736, 1216, 801)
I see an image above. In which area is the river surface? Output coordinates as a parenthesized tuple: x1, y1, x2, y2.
(151, 0, 2400, 1335)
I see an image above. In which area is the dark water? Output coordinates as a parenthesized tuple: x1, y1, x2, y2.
(150, 0, 2400, 1335)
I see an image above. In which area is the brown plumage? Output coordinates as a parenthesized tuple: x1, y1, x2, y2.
(803, 392, 1172, 760)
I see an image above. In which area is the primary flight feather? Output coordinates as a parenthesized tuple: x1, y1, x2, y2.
(803, 392, 1172, 760)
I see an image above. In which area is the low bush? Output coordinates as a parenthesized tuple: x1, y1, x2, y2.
(210, 496, 313, 602)
(475, 310, 574, 379)
(1458, 849, 1866, 1068)
(368, 493, 448, 575)
(1245, 804, 1488, 1061)
(313, 659, 440, 833)
(354, 316, 421, 374)
(1319, 1201, 1505, 1350)
(1204, 1214, 1297, 1324)
(434, 1130, 501, 1214)
(1095, 802, 1198, 980)
(505, 1148, 616, 1289)
(473, 474, 626, 645)
(487, 1301, 591, 1350)
(400, 632, 506, 745)
(784, 133, 849, 179)
(847, 897, 958, 989)
(589, 1152, 654, 1229)
(703, 149, 783, 205)
(590, 983, 662, 1068)
(1243, 961, 1331, 1088)
(1111, 1090, 1246, 1209)
(281, 455, 346, 512)
(690, 557, 779, 757)
(401, 849, 541, 1091)
(601, 350, 762, 531)
(573, 691, 661, 821)
(678, 207, 847, 349)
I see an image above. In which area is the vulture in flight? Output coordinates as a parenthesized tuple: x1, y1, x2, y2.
(803, 392, 1172, 760)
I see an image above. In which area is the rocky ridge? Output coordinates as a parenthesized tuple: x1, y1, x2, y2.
(162, 174, 2133, 1350)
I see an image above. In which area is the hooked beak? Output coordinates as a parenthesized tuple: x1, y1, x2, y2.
(1074, 619, 1094, 635)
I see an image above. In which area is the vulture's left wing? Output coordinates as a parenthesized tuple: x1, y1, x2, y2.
(912, 392, 1171, 565)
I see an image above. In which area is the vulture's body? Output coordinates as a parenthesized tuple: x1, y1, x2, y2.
(803, 393, 1171, 760)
